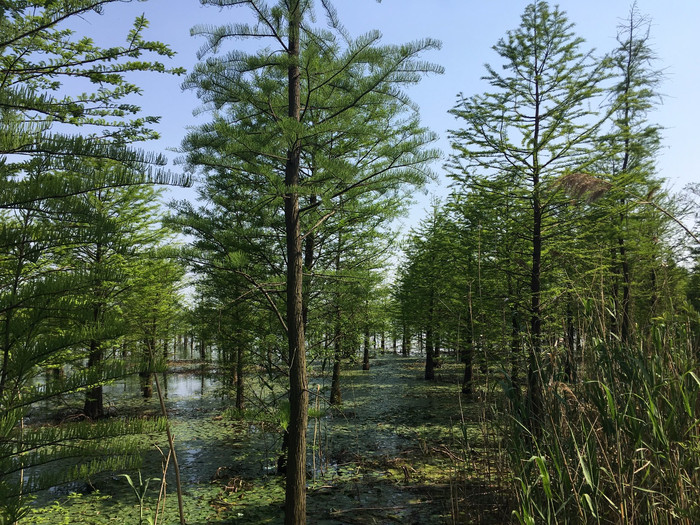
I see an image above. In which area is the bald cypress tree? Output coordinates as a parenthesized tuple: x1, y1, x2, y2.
(182, 1, 440, 521)
(448, 1, 610, 427)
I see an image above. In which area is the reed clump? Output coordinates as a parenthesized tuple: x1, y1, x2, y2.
(504, 324, 699, 525)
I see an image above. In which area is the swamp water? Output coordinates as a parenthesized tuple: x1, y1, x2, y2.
(26, 356, 504, 524)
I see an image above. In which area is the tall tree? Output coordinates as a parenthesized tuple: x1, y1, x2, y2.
(595, 3, 662, 343)
(182, 2, 440, 521)
(447, 1, 609, 426)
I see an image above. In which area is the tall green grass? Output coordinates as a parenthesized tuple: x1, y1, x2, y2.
(505, 324, 700, 524)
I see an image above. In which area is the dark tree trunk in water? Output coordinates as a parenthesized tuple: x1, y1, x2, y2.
(424, 326, 435, 380)
(330, 343, 342, 405)
(83, 340, 104, 419)
(402, 324, 411, 356)
(277, 428, 289, 475)
(84, 295, 104, 419)
(140, 371, 153, 398)
(330, 306, 342, 405)
(330, 236, 342, 405)
(362, 326, 370, 371)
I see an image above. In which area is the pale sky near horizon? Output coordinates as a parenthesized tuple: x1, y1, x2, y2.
(67, 0, 700, 231)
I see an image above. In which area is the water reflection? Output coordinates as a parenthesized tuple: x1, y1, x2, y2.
(103, 370, 217, 400)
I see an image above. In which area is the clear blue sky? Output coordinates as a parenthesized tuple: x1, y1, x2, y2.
(70, 0, 700, 228)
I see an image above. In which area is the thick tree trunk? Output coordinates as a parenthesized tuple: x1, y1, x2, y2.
(84, 339, 104, 419)
(284, 3, 308, 522)
(139, 371, 153, 398)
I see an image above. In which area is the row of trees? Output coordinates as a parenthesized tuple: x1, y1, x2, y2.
(3, 1, 698, 524)
(2, 2, 424, 522)
(395, 2, 699, 522)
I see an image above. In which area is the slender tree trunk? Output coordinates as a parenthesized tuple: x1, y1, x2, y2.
(564, 294, 576, 382)
(330, 235, 342, 405)
(84, 238, 105, 421)
(434, 333, 440, 365)
(284, 3, 308, 522)
(330, 312, 342, 405)
(510, 303, 521, 386)
(424, 326, 435, 380)
(402, 323, 411, 356)
(424, 291, 435, 380)
(235, 341, 244, 411)
(461, 343, 473, 397)
(302, 194, 316, 330)
(610, 246, 621, 340)
(362, 325, 370, 371)
(528, 70, 543, 430)
(528, 195, 544, 428)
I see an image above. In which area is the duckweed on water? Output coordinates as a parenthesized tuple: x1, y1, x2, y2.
(27, 355, 511, 524)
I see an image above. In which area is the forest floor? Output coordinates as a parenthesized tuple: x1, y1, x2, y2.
(27, 354, 513, 524)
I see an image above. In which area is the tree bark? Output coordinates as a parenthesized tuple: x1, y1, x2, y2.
(284, 2, 308, 522)
(236, 340, 244, 411)
(424, 290, 435, 380)
(330, 317, 342, 405)
(362, 325, 370, 370)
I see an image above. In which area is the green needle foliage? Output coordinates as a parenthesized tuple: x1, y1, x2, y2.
(177, 1, 441, 521)
(447, 0, 611, 429)
(0, 2, 185, 522)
